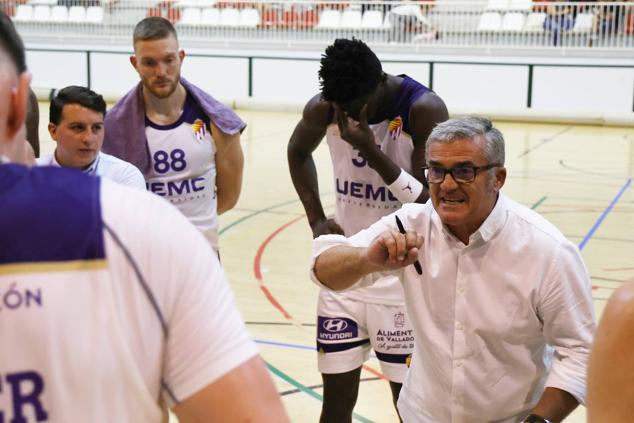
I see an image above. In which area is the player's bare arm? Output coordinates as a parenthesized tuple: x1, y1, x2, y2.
(213, 121, 244, 215)
(587, 281, 634, 422)
(288, 94, 344, 237)
(174, 356, 289, 423)
(408, 90, 449, 202)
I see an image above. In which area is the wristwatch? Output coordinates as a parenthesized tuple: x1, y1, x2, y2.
(524, 414, 553, 423)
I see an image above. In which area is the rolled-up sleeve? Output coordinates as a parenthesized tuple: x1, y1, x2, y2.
(309, 214, 401, 292)
(539, 240, 596, 405)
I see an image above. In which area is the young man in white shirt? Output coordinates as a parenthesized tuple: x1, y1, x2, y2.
(312, 117, 595, 423)
(0, 13, 289, 423)
(37, 85, 145, 189)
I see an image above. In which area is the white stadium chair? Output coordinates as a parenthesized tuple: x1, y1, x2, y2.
(180, 7, 202, 25)
(85, 6, 104, 24)
(573, 12, 594, 33)
(316, 9, 342, 30)
(361, 10, 384, 29)
(32, 5, 51, 22)
(49, 5, 69, 23)
(239, 8, 260, 27)
(67, 6, 87, 23)
(13, 5, 34, 22)
(477, 12, 502, 31)
(219, 8, 240, 27)
(502, 12, 525, 31)
(201, 8, 220, 26)
(524, 12, 546, 31)
(340, 9, 362, 29)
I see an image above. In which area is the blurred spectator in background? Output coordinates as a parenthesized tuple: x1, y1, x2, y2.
(543, 2, 574, 45)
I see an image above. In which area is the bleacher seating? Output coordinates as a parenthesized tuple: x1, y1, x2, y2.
(340, 9, 362, 29)
(68, 5, 87, 23)
(316, 8, 341, 29)
(524, 12, 546, 32)
(201, 7, 220, 26)
(7, 0, 631, 51)
(502, 12, 524, 31)
(573, 12, 594, 33)
(219, 7, 240, 26)
(180, 7, 202, 25)
(478, 12, 502, 31)
(239, 8, 259, 27)
(32, 5, 51, 22)
(50, 5, 69, 22)
(13, 4, 34, 22)
(360, 10, 383, 30)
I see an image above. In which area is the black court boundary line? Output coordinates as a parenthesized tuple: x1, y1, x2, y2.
(516, 126, 573, 158)
(559, 159, 630, 180)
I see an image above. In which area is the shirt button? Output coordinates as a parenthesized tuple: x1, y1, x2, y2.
(457, 286, 465, 294)
(456, 322, 464, 331)
(455, 361, 462, 368)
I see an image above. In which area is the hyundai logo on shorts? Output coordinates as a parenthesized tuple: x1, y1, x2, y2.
(323, 318, 348, 332)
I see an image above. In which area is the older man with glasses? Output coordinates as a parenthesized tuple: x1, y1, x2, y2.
(311, 116, 595, 423)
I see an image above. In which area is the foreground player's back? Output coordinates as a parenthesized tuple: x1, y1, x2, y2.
(0, 165, 288, 422)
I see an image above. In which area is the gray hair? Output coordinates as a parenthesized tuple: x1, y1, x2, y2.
(426, 117, 505, 165)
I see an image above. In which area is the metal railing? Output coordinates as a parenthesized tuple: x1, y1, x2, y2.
(6, 1, 634, 52)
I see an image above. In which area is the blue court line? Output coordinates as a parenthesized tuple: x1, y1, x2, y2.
(255, 339, 379, 359)
(579, 178, 632, 251)
(256, 339, 316, 351)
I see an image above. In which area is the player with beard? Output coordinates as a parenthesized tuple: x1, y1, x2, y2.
(103, 17, 245, 251)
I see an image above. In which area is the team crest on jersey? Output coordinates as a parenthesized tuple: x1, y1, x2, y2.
(192, 118, 207, 141)
(388, 116, 403, 140)
(394, 312, 405, 328)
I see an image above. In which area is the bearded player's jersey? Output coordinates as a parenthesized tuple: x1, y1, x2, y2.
(145, 94, 219, 248)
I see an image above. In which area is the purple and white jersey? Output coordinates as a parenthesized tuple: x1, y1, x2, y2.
(325, 75, 430, 305)
(0, 164, 257, 422)
(145, 94, 218, 248)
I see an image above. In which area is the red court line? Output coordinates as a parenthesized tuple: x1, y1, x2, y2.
(253, 215, 305, 319)
(253, 214, 387, 380)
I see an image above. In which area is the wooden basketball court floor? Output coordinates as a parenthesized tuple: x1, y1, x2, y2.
(37, 105, 634, 422)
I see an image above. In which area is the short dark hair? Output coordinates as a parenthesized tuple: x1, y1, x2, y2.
(319, 38, 383, 103)
(133, 17, 178, 46)
(49, 86, 106, 125)
(0, 11, 27, 73)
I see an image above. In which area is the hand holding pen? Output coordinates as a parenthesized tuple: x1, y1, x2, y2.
(395, 215, 423, 275)
(365, 215, 424, 274)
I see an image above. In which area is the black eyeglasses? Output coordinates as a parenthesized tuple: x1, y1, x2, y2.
(422, 163, 501, 184)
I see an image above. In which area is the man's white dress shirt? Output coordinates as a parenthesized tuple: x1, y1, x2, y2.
(312, 195, 595, 423)
(37, 151, 145, 190)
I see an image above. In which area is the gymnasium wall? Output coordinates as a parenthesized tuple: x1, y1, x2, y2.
(26, 46, 634, 125)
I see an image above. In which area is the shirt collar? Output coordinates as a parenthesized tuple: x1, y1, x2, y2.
(473, 194, 507, 243)
(52, 151, 100, 175)
(432, 194, 508, 245)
